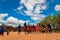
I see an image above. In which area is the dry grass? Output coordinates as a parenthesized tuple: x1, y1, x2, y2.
(0, 32, 60, 40)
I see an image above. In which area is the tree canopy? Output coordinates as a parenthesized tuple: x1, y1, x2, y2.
(38, 14, 60, 27)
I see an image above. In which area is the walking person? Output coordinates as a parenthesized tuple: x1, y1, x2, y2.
(32, 24, 35, 33)
(18, 24, 21, 34)
(0, 26, 3, 36)
(0, 23, 5, 36)
(27, 24, 30, 34)
(45, 24, 49, 33)
(39, 25, 42, 33)
(41, 25, 45, 33)
(0, 27, 4, 36)
(47, 23, 52, 33)
(42, 25, 46, 33)
(35, 25, 39, 34)
(24, 22, 27, 34)
(29, 25, 32, 34)
(6, 27, 9, 35)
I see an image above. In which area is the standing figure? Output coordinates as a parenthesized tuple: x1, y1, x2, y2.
(32, 24, 35, 33)
(0, 23, 5, 36)
(27, 24, 30, 34)
(39, 25, 42, 33)
(28, 25, 32, 34)
(18, 24, 21, 34)
(47, 23, 52, 33)
(6, 27, 9, 35)
(45, 24, 49, 33)
(35, 25, 39, 33)
(42, 25, 46, 33)
(24, 22, 27, 34)
(0, 27, 3, 35)
(40, 25, 44, 33)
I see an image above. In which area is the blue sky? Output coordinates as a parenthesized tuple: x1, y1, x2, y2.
(0, 0, 60, 26)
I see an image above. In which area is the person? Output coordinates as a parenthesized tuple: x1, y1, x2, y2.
(35, 25, 39, 33)
(39, 25, 42, 33)
(18, 24, 21, 34)
(30, 25, 33, 33)
(45, 24, 49, 33)
(42, 25, 46, 33)
(32, 24, 35, 33)
(6, 27, 9, 35)
(0, 26, 2, 35)
(0, 23, 5, 36)
(28, 25, 33, 34)
(47, 23, 52, 33)
(24, 22, 27, 34)
(27, 24, 30, 34)
(0, 26, 4, 36)
(40, 25, 45, 33)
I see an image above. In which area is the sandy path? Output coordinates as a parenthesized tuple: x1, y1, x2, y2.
(0, 32, 60, 40)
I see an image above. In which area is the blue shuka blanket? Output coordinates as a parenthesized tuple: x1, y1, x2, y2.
(0, 28, 4, 32)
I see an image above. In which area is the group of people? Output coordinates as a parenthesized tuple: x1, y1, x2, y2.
(0, 22, 53, 36)
(18, 22, 53, 34)
(0, 23, 9, 36)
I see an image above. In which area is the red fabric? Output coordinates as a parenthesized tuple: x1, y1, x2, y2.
(35, 26, 39, 31)
(29, 26, 32, 31)
(46, 26, 49, 31)
(39, 26, 44, 31)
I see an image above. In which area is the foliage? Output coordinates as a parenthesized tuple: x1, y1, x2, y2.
(38, 14, 60, 32)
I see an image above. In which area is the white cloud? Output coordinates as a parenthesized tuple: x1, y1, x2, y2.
(7, 16, 19, 24)
(0, 13, 8, 19)
(39, 14, 46, 20)
(34, 5, 41, 13)
(17, 6, 23, 10)
(19, 20, 30, 26)
(7, 16, 30, 26)
(24, 10, 33, 16)
(17, 0, 47, 22)
(20, 0, 46, 5)
(19, 20, 29, 24)
(0, 13, 30, 27)
(31, 14, 45, 21)
(6, 23, 13, 26)
(55, 5, 60, 11)
(20, 0, 46, 11)
(19, 20, 25, 24)
(31, 16, 39, 20)
(5, 23, 18, 27)
(41, 5, 47, 10)
(0, 13, 8, 23)
(35, 0, 46, 4)
(0, 19, 7, 23)
(25, 3, 33, 11)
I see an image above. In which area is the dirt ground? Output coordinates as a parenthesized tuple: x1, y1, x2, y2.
(0, 32, 60, 40)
